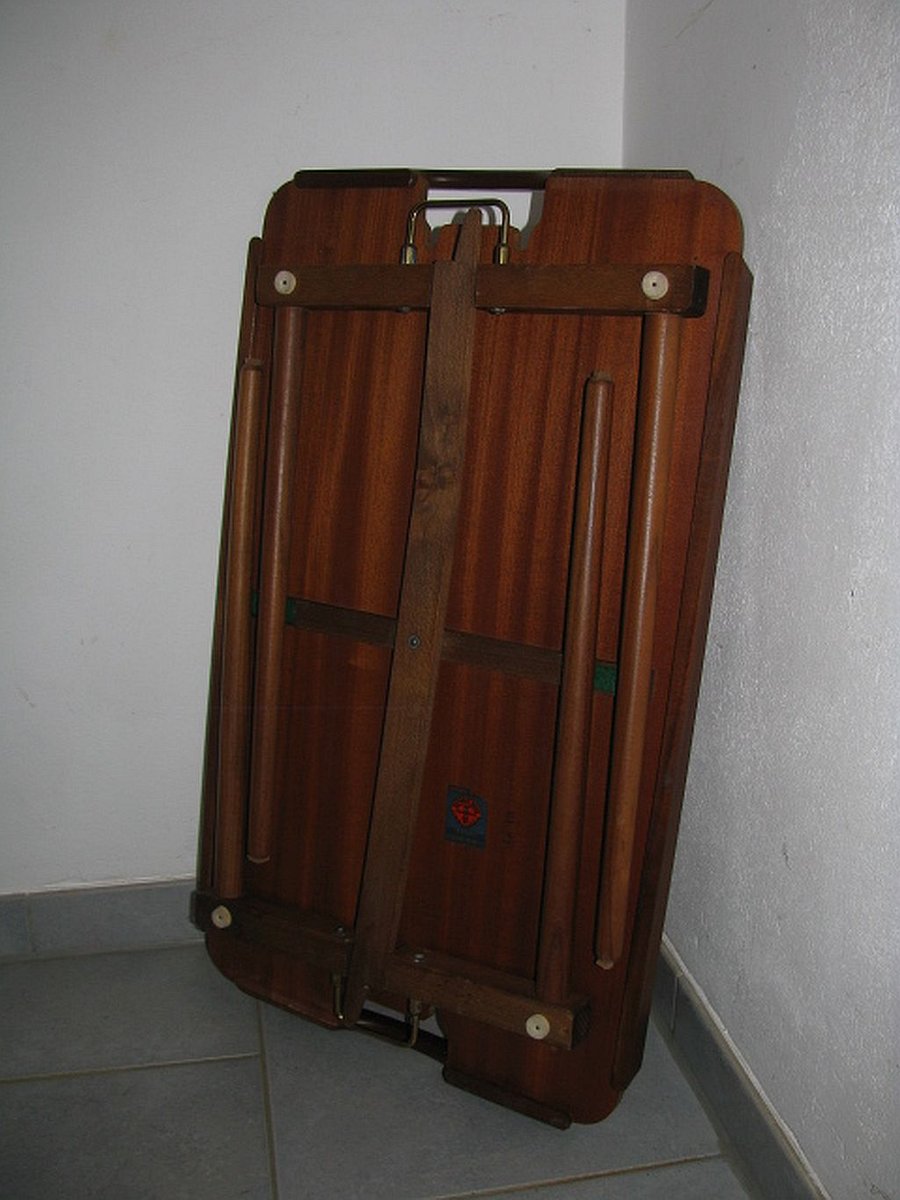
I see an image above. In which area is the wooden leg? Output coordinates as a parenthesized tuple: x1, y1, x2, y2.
(596, 313, 681, 969)
(214, 360, 264, 897)
(247, 307, 306, 865)
(537, 372, 613, 1002)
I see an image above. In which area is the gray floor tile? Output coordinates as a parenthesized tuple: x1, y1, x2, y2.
(458, 1156, 751, 1198)
(0, 894, 31, 958)
(28, 880, 201, 956)
(261, 1008, 724, 1200)
(0, 1057, 272, 1200)
(0, 944, 259, 1079)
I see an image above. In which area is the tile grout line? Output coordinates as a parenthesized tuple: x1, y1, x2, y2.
(421, 1153, 728, 1199)
(24, 895, 37, 956)
(256, 1001, 281, 1200)
(0, 937, 204, 967)
(0, 1051, 260, 1087)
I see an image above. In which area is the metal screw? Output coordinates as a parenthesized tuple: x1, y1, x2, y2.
(408, 634, 421, 649)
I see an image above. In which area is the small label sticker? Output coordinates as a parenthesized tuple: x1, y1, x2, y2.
(445, 785, 487, 849)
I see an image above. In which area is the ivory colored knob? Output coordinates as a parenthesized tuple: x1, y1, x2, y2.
(525, 1013, 551, 1041)
(641, 269, 670, 300)
(273, 269, 297, 295)
(210, 904, 233, 929)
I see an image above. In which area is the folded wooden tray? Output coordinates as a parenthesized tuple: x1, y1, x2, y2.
(194, 168, 751, 1126)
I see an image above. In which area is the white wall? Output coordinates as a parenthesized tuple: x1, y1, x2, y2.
(625, 3, 900, 1198)
(0, 0, 624, 894)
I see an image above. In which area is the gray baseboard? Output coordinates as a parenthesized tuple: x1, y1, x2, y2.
(652, 936, 829, 1200)
(0, 879, 202, 960)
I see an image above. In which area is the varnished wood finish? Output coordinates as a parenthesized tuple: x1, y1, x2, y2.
(612, 250, 753, 1091)
(196, 169, 750, 1124)
(434, 174, 747, 1125)
(197, 236, 267, 894)
(383, 951, 588, 1051)
(246, 306, 305, 864)
(343, 210, 482, 1022)
(203, 175, 430, 1021)
(537, 373, 613, 1002)
(596, 313, 682, 968)
(214, 360, 264, 896)
(256, 261, 707, 316)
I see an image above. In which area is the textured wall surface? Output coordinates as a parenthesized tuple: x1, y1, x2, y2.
(625, 3, 899, 1198)
(0, 0, 623, 894)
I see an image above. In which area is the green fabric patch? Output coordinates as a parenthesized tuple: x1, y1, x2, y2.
(593, 661, 617, 695)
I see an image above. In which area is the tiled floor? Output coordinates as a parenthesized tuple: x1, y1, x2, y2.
(0, 941, 755, 1199)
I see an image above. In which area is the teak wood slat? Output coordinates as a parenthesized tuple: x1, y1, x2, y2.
(611, 250, 753, 1089)
(342, 211, 482, 1022)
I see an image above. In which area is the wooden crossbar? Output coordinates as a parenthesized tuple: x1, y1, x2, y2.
(256, 262, 708, 317)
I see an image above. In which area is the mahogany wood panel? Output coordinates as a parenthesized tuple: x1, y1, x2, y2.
(195, 168, 750, 1125)
(399, 660, 559, 978)
(199, 176, 429, 1016)
(253, 626, 391, 925)
(612, 250, 753, 1090)
(436, 173, 747, 1123)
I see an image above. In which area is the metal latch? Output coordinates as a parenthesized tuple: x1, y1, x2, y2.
(400, 198, 511, 264)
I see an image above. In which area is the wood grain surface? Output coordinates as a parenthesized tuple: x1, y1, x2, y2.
(196, 169, 750, 1121)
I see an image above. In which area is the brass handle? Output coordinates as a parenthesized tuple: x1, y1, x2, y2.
(400, 198, 511, 264)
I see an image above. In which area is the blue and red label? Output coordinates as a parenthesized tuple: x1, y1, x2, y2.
(445, 785, 487, 848)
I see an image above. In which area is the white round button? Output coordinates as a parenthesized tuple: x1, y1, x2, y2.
(210, 904, 233, 929)
(525, 1013, 551, 1040)
(274, 269, 297, 295)
(641, 270, 670, 300)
